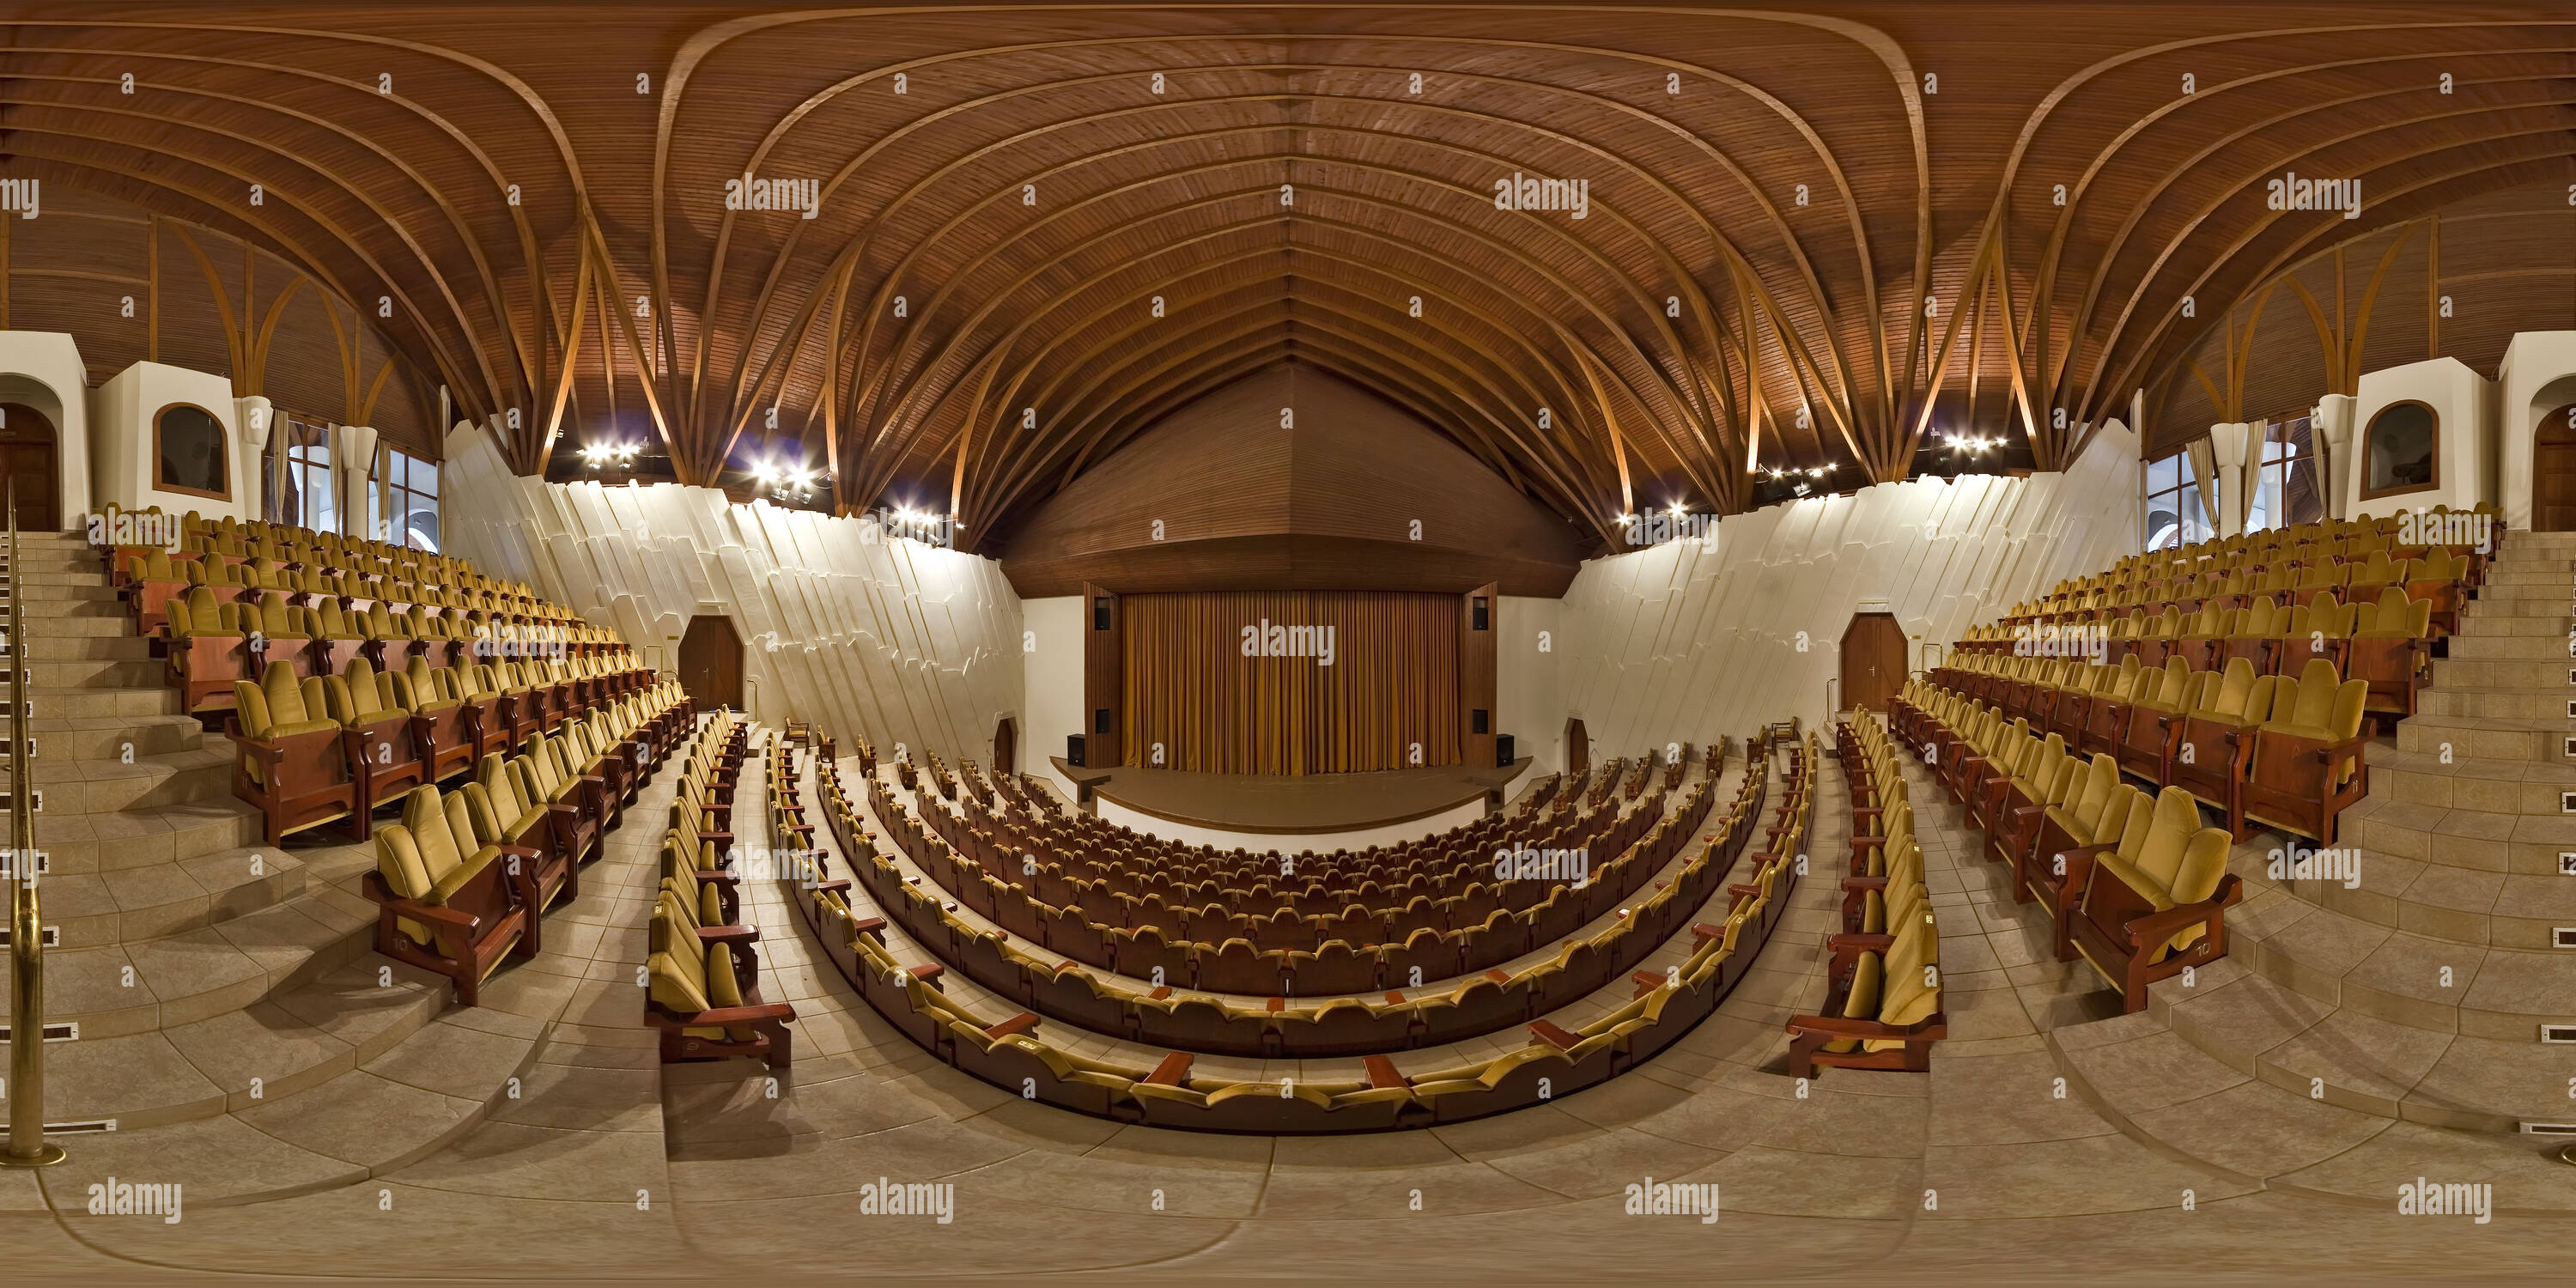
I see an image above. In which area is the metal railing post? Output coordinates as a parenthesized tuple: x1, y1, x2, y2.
(3, 479, 63, 1167)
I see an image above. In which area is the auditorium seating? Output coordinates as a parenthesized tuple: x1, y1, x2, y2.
(647, 711, 793, 1068)
(362, 673, 690, 1005)
(99, 512, 666, 850)
(1793, 710, 1947, 1074)
(783, 732, 1817, 1129)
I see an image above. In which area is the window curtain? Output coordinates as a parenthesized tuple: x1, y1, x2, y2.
(1120, 590, 1461, 775)
(2184, 436, 2219, 540)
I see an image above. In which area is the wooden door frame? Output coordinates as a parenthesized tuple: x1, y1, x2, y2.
(677, 615, 744, 710)
(1838, 611, 1906, 714)
(2536, 404, 2576, 532)
(1564, 716, 1589, 776)
(0, 401, 60, 532)
(992, 715, 1017, 775)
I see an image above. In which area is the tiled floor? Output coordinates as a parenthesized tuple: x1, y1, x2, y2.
(0, 725, 2566, 1283)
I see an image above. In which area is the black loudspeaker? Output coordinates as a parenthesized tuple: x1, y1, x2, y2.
(1496, 734, 1516, 767)
(1067, 734, 1086, 768)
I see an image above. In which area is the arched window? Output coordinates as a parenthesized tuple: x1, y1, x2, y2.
(2359, 400, 2439, 501)
(153, 403, 230, 501)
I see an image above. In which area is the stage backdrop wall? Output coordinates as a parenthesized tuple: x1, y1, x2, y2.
(1121, 590, 1459, 775)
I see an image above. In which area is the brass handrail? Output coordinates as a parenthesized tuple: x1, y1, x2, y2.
(3, 478, 63, 1166)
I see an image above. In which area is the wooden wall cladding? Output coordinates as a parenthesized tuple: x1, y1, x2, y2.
(0, 186, 439, 458)
(998, 363, 1588, 598)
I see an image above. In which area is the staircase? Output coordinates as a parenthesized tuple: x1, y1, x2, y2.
(2072, 531, 2576, 1143)
(0, 531, 542, 1200)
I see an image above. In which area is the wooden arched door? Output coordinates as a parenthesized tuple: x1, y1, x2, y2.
(0, 404, 58, 532)
(992, 716, 1016, 775)
(1564, 717, 1589, 776)
(676, 616, 744, 710)
(1839, 612, 1908, 714)
(2536, 404, 2576, 532)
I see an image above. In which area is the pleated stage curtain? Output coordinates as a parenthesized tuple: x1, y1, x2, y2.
(1120, 591, 1461, 775)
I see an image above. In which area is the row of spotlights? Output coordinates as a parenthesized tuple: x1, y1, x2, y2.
(580, 441, 639, 468)
(1943, 434, 1999, 453)
(1765, 465, 1833, 481)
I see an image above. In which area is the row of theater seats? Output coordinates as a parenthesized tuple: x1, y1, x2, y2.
(1958, 587, 2436, 720)
(361, 676, 693, 1006)
(1925, 651, 2370, 844)
(811, 749, 1750, 1056)
(2000, 509, 2494, 631)
(101, 513, 659, 847)
(785, 733, 1816, 1131)
(1788, 715, 1947, 1076)
(646, 714, 797, 1068)
(1894, 680, 2245, 1012)
(939, 775, 1603, 908)
(920, 783, 1662, 956)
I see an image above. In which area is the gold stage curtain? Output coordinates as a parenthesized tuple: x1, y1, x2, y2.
(1121, 591, 1461, 775)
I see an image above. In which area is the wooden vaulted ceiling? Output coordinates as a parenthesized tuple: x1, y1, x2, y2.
(7, 4, 2576, 551)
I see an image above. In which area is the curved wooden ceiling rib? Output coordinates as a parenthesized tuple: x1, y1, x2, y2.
(26, 6, 2576, 546)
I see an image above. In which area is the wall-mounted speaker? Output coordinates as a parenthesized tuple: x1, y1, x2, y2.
(1496, 733, 1516, 767)
(1067, 734, 1086, 768)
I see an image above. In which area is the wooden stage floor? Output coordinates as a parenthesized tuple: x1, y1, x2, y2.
(1053, 756, 1532, 835)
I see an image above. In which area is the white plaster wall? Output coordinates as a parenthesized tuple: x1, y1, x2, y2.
(1022, 594, 1084, 798)
(440, 427, 1024, 771)
(0, 331, 92, 525)
(2494, 331, 2576, 532)
(1097, 794, 1486, 855)
(1497, 594, 1564, 777)
(2348, 356, 2493, 519)
(88, 361, 249, 524)
(1555, 422, 2141, 756)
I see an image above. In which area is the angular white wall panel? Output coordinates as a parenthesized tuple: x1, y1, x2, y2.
(440, 428, 1024, 771)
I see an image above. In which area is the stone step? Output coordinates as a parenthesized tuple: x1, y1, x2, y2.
(0, 581, 121, 604)
(2428, 656, 2576, 689)
(34, 792, 269, 872)
(2147, 966, 2576, 1139)
(2053, 1006, 2576, 1199)
(2458, 580, 2575, 605)
(35, 842, 316, 947)
(2451, 610, 2565, 637)
(22, 981, 553, 1209)
(4, 713, 210, 762)
(28, 743, 236, 815)
(2440, 633, 2576, 660)
(18, 658, 162, 690)
(2227, 823, 2576, 949)
(2476, 564, 2573, 586)
(2337, 792, 2573, 878)
(15, 633, 154, 663)
(2390, 711, 2567, 762)
(18, 614, 140, 639)
(2415, 685, 2576, 721)
(2365, 743, 2576, 817)
(0, 877, 367, 1041)
(2214, 878, 2574, 1041)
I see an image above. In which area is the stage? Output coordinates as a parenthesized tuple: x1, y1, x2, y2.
(1050, 756, 1534, 852)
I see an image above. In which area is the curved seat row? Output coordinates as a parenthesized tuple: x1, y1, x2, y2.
(783, 732, 1816, 1131)
(361, 676, 692, 1005)
(647, 714, 794, 1068)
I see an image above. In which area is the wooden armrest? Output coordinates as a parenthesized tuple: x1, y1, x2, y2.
(1363, 1055, 1409, 1090)
(1528, 1019, 1580, 1051)
(1145, 1052, 1193, 1085)
(1266, 997, 1286, 1013)
(906, 963, 944, 981)
(1149, 986, 1174, 1001)
(1383, 990, 1407, 1005)
(983, 1012, 1041, 1041)
(1484, 968, 1511, 985)
(848, 915, 887, 938)
(696, 925, 761, 946)
(1691, 922, 1727, 943)
(680, 1002, 797, 1026)
(1785, 1012, 1947, 1040)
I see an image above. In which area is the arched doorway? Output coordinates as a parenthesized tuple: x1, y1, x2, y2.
(0, 403, 58, 532)
(1564, 716, 1589, 777)
(992, 716, 1016, 775)
(2536, 404, 2576, 532)
(1839, 611, 1909, 714)
(676, 616, 744, 710)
